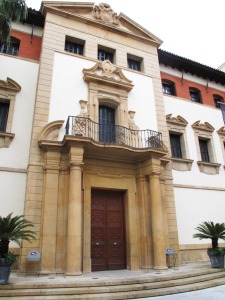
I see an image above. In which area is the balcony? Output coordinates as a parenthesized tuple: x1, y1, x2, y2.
(65, 116, 164, 150)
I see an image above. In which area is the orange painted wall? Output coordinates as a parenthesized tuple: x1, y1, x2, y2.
(11, 29, 42, 61)
(160, 72, 225, 108)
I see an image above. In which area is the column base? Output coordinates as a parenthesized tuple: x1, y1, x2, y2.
(153, 266, 168, 270)
(66, 271, 83, 276)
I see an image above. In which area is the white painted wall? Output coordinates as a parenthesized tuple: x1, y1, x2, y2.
(50, 53, 158, 132)
(164, 91, 225, 246)
(0, 55, 38, 168)
(175, 187, 225, 245)
(0, 54, 38, 220)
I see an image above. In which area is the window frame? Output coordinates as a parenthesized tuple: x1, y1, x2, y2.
(189, 87, 202, 103)
(169, 133, 182, 158)
(0, 37, 20, 56)
(162, 79, 176, 96)
(213, 94, 224, 108)
(98, 45, 115, 63)
(192, 121, 220, 174)
(0, 78, 21, 147)
(0, 101, 10, 132)
(166, 114, 193, 171)
(127, 54, 143, 72)
(64, 36, 85, 56)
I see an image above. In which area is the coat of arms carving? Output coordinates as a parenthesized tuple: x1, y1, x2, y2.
(93, 3, 120, 26)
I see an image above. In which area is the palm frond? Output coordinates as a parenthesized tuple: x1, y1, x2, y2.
(193, 221, 225, 249)
(0, 0, 27, 42)
(0, 212, 36, 257)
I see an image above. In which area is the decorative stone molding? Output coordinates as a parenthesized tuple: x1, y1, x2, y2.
(83, 60, 133, 91)
(166, 114, 188, 127)
(217, 126, 225, 137)
(93, 3, 120, 26)
(0, 132, 15, 148)
(217, 126, 225, 168)
(79, 100, 88, 116)
(192, 121, 214, 133)
(192, 120, 218, 170)
(39, 120, 64, 141)
(128, 110, 139, 130)
(197, 161, 221, 175)
(166, 114, 191, 168)
(0, 77, 21, 143)
(171, 158, 194, 171)
(0, 77, 21, 92)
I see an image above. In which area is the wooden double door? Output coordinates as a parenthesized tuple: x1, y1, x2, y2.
(91, 190, 126, 271)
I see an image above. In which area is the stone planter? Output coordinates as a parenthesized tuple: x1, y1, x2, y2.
(207, 249, 225, 268)
(0, 260, 11, 285)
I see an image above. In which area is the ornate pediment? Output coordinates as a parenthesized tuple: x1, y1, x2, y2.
(192, 121, 214, 132)
(217, 126, 225, 136)
(83, 60, 133, 91)
(41, 2, 162, 46)
(166, 114, 188, 127)
(0, 77, 21, 92)
(93, 3, 120, 26)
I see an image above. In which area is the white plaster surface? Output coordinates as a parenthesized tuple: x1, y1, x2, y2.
(164, 95, 225, 245)
(50, 53, 158, 132)
(0, 55, 39, 168)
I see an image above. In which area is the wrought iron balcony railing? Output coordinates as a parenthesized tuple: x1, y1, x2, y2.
(65, 116, 164, 150)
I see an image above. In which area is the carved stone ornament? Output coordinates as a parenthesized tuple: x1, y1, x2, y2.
(83, 60, 133, 91)
(93, 3, 120, 26)
(166, 114, 188, 127)
(0, 77, 21, 92)
(217, 126, 225, 137)
(192, 121, 214, 132)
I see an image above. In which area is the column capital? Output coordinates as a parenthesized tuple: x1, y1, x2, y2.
(146, 166, 161, 176)
(69, 146, 84, 165)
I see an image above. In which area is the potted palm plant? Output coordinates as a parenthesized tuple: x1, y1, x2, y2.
(0, 212, 36, 284)
(193, 221, 225, 268)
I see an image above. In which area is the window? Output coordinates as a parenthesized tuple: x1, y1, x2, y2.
(127, 54, 142, 71)
(192, 121, 220, 174)
(98, 46, 115, 63)
(64, 36, 84, 55)
(170, 134, 182, 158)
(0, 101, 9, 132)
(162, 80, 176, 96)
(199, 139, 210, 162)
(166, 114, 193, 171)
(213, 94, 223, 108)
(99, 106, 115, 143)
(0, 37, 20, 56)
(0, 77, 21, 147)
(189, 88, 201, 103)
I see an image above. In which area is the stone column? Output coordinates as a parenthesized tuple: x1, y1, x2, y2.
(41, 151, 60, 273)
(148, 164, 168, 270)
(66, 146, 84, 275)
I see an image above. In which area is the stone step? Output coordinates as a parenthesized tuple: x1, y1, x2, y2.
(0, 268, 225, 299)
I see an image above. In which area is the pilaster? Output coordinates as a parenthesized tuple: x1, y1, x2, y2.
(66, 146, 84, 275)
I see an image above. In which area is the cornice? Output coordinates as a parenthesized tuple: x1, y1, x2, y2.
(41, 3, 161, 46)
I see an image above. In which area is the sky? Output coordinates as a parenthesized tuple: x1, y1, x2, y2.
(26, 0, 225, 70)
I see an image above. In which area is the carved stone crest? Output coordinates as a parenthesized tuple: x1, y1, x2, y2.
(83, 60, 133, 91)
(93, 3, 120, 26)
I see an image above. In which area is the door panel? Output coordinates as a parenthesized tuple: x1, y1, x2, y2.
(91, 190, 126, 271)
